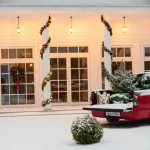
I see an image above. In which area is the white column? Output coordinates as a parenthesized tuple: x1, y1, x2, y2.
(42, 15, 51, 110)
(104, 15, 111, 90)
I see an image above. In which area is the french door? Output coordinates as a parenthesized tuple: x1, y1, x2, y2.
(50, 55, 89, 105)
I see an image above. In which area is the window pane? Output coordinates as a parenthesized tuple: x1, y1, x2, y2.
(50, 58, 57, 69)
(1, 49, 8, 59)
(27, 95, 35, 104)
(71, 69, 79, 79)
(26, 49, 33, 58)
(2, 95, 9, 105)
(27, 74, 34, 83)
(9, 49, 16, 58)
(51, 70, 58, 80)
(26, 63, 34, 73)
(72, 92, 79, 102)
(69, 47, 78, 53)
(19, 85, 26, 94)
(1, 64, 8, 73)
(1, 85, 9, 94)
(59, 70, 66, 80)
(10, 95, 18, 105)
(79, 58, 87, 68)
(145, 47, 150, 56)
(50, 47, 57, 53)
(144, 61, 150, 71)
(79, 47, 88, 53)
(17, 49, 25, 58)
(80, 92, 88, 102)
(58, 58, 66, 68)
(51, 92, 58, 103)
(125, 62, 132, 70)
(71, 80, 79, 91)
(58, 47, 67, 53)
(1, 74, 9, 84)
(80, 69, 87, 79)
(111, 48, 116, 57)
(125, 48, 131, 57)
(19, 95, 26, 104)
(10, 85, 17, 94)
(102, 50, 104, 57)
(80, 80, 88, 91)
(59, 92, 67, 103)
(27, 85, 34, 93)
(117, 48, 124, 57)
(71, 58, 78, 68)
(59, 81, 67, 91)
(51, 81, 58, 91)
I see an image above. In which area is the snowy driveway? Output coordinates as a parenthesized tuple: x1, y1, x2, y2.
(0, 111, 149, 150)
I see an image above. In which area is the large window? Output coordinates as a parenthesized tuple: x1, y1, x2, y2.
(144, 47, 150, 72)
(102, 47, 131, 57)
(50, 46, 88, 53)
(101, 46, 132, 89)
(1, 48, 34, 105)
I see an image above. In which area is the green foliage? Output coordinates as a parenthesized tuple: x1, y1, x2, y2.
(141, 73, 150, 89)
(103, 61, 137, 93)
(71, 115, 103, 144)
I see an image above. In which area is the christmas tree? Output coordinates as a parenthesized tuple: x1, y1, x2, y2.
(103, 61, 137, 93)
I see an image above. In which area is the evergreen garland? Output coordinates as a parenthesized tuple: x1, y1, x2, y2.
(40, 16, 51, 35)
(42, 71, 52, 91)
(40, 37, 51, 59)
(102, 41, 113, 59)
(101, 15, 113, 36)
(42, 94, 53, 107)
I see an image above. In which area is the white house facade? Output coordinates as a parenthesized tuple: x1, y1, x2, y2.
(1, 0, 150, 108)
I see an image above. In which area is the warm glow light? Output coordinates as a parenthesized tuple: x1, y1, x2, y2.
(123, 26, 127, 33)
(70, 27, 74, 33)
(17, 27, 21, 33)
(30, 63, 33, 67)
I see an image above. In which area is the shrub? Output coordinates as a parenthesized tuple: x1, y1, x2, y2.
(71, 115, 103, 144)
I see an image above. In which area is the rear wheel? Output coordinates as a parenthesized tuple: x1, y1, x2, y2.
(106, 116, 120, 123)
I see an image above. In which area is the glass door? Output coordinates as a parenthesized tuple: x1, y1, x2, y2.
(50, 58, 68, 103)
(50, 56, 89, 105)
(70, 57, 88, 103)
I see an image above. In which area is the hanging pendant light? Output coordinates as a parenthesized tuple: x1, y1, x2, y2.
(122, 16, 127, 33)
(17, 17, 21, 34)
(70, 16, 74, 33)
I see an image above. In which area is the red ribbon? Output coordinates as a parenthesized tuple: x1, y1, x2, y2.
(16, 76, 20, 92)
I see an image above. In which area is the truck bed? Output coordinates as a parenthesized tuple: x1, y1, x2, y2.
(83, 103, 133, 112)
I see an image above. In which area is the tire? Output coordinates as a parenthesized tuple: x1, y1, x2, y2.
(106, 116, 120, 123)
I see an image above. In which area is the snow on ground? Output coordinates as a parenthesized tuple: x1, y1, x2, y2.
(0, 111, 149, 150)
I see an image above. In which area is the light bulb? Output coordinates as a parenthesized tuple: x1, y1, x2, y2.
(122, 26, 127, 33)
(70, 27, 74, 33)
(17, 27, 21, 33)
(30, 63, 32, 67)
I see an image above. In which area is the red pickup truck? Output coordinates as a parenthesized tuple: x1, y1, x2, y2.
(83, 73, 150, 123)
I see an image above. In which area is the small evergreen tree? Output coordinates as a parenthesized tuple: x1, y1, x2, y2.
(103, 61, 137, 93)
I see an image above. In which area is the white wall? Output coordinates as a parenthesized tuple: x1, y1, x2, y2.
(0, 11, 150, 106)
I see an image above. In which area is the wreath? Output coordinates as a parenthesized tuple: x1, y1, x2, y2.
(10, 66, 25, 91)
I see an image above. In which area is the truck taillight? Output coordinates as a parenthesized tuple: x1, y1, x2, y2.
(133, 95, 139, 106)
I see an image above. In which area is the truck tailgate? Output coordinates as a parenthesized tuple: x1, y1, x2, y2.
(83, 103, 133, 112)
